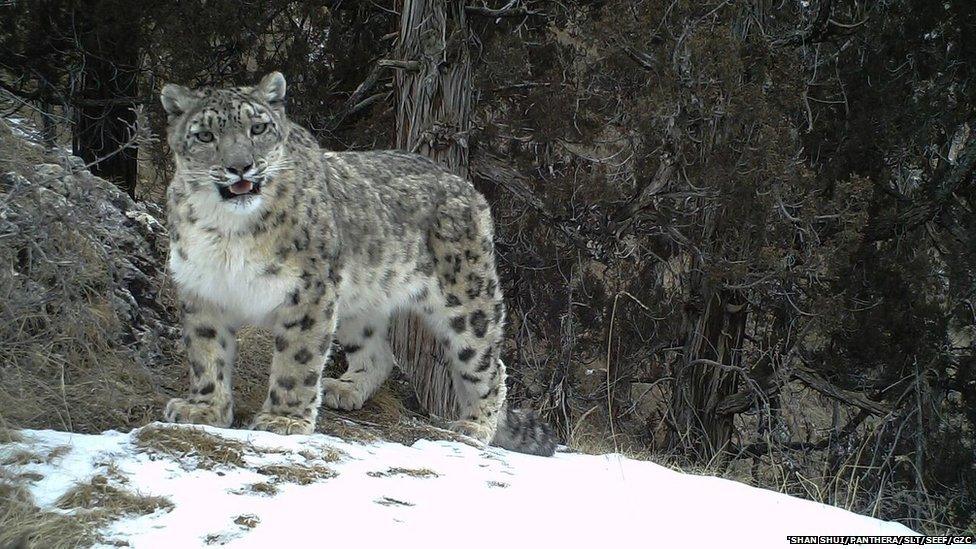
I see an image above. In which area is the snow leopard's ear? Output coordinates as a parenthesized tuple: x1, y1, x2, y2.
(160, 84, 195, 120)
(256, 72, 286, 108)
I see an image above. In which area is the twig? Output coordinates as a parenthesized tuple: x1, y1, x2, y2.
(605, 293, 621, 453)
(465, 6, 546, 18)
(377, 58, 421, 71)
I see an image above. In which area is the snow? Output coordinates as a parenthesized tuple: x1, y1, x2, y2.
(6, 115, 42, 142)
(1, 423, 931, 548)
(4, 113, 76, 161)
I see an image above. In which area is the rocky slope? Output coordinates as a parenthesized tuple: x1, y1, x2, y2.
(0, 117, 181, 433)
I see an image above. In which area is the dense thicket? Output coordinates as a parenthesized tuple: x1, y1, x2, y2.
(1, 0, 973, 534)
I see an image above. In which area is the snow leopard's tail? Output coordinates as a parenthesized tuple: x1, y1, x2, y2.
(492, 407, 557, 456)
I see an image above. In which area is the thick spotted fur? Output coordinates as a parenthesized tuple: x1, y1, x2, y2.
(160, 72, 556, 455)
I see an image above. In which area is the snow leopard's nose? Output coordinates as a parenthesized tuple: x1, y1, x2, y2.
(226, 163, 253, 178)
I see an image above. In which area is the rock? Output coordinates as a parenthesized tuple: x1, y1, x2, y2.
(33, 162, 66, 179)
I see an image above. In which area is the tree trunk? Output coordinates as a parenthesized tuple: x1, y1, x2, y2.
(392, 0, 471, 175)
(669, 278, 748, 461)
(388, 0, 472, 418)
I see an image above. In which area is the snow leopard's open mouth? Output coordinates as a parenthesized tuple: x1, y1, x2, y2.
(217, 179, 262, 200)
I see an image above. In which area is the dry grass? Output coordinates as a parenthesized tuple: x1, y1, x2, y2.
(318, 410, 476, 449)
(103, 462, 129, 484)
(1, 445, 73, 469)
(345, 384, 409, 424)
(1, 450, 43, 467)
(0, 481, 34, 505)
(0, 422, 22, 445)
(45, 445, 71, 463)
(314, 383, 414, 444)
(378, 418, 477, 448)
(234, 514, 260, 528)
(314, 383, 405, 442)
(314, 383, 478, 448)
(367, 467, 438, 479)
(374, 496, 414, 507)
(296, 445, 343, 462)
(0, 471, 170, 549)
(570, 411, 766, 487)
(9, 471, 43, 483)
(55, 474, 173, 518)
(231, 327, 277, 425)
(567, 410, 656, 462)
(310, 367, 477, 447)
(316, 414, 380, 443)
(0, 481, 97, 549)
(134, 425, 248, 468)
(246, 482, 278, 496)
(0, 118, 46, 168)
(256, 463, 337, 485)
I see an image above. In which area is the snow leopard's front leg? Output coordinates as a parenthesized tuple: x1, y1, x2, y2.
(251, 273, 338, 435)
(164, 298, 237, 428)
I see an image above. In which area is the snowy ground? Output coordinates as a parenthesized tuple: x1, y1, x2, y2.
(1, 423, 930, 548)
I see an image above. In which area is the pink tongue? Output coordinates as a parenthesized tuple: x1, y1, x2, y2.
(230, 180, 253, 195)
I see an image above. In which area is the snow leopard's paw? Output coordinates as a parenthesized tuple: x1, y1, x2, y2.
(448, 419, 494, 446)
(321, 377, 368, 411)
(164, 398, 232, 428)
(250, 412, 315, 435)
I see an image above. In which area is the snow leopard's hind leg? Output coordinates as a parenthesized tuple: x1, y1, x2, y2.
(419, 195, 509, 445)
(418, 287, 507, 445)
(321, 312, 396, 411)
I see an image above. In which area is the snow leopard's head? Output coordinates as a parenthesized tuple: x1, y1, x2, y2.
(161, 72, 290, 214)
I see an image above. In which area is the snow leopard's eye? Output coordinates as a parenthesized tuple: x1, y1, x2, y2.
(195, 131, 214, 143)
(251, 123, 269, 136)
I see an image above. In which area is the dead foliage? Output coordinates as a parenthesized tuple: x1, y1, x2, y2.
(367, 467, 438, 479)
(0, 470, 170, 549)
(246, 482, 278, 496)
(234, 514, 260, 529)
(0, 481, 97, 549)
(1, 450, 43, 467)
(256, 463, 337, 485)
(374, 496, 414, 507)
(296, 445, 343, 463)
(55, 474, 173, 518)
(133, 424, 248, 468)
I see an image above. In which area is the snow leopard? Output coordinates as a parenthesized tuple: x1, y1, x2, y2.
(159, 72, 556, 456)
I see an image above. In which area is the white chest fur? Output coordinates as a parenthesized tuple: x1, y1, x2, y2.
(169, 226, 298, 324)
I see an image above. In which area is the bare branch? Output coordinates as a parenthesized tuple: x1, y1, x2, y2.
(328, 61, 393, 129)
(792, 361, 888, 416)
(465, 6, 546, 18)
(377, 58, 421, 71)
